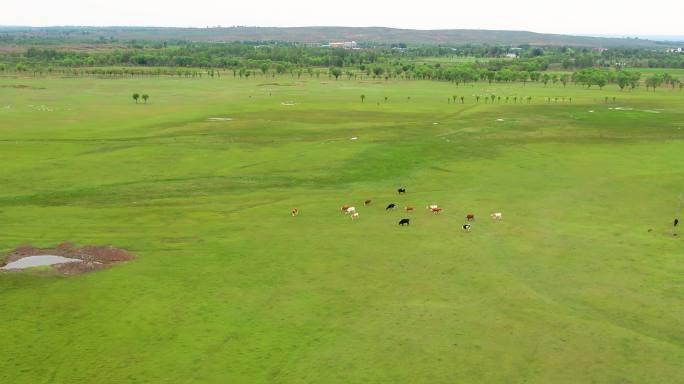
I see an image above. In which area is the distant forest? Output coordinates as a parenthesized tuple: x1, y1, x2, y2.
(1, 27, 682, 91)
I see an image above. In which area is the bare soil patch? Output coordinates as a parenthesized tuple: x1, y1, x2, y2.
(1, 242, 135, 275)
(257, 82, 297, 86)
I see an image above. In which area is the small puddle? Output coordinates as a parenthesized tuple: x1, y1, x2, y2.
(1, 255, 82, 270)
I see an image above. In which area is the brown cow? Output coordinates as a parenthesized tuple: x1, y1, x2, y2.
(431, 208, 443, 214)
(466, 213, 475, 221)
(291, 208, 299, 217)
(364, 199, 372, 206)
(341, 205, 350, 213)
(404, 206, 414, 212)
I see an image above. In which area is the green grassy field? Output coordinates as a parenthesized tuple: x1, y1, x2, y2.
(1, 75, 683, 383)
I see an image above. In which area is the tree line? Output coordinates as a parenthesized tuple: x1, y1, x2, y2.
(2, 48, 681, 91)
(3, 41, 683, 72)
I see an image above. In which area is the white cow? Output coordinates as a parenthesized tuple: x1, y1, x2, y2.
(345, 206, 356, 215)
(490, 212, 503, 220)
(351, 212, 360, 220)
(427, 204, 439, 210)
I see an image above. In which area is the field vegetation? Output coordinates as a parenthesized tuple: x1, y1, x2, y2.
(1, 33, 684, 382)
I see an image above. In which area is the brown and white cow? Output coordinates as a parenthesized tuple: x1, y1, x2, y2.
(291, 208, 299, 217)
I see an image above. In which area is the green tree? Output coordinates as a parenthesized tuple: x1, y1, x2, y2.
(142, 94, 149, 103)
(596, 77, 607, 89)
(645, 74, 663, 91)
(616, 71, 630, 91)
(360, 94, 366, 103)
(560, 74, 569, 87)
(132, 93, 140, 103)
(330, 67, 342, 80)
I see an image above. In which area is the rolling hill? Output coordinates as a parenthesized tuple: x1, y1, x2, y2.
(0, 26, 671, 48)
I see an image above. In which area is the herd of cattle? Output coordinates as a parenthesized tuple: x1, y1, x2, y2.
(291, 188, 503, 232)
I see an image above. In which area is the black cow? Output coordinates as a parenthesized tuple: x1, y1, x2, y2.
(386, 203, 397, 210)
(675, 218, 679, 227)
(397, 188, 406, 194)
(462, 224, 471, 231)
(399, 218, 410, 226)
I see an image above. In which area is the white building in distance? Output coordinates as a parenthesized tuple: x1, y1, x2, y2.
(326, 41, 358, 49)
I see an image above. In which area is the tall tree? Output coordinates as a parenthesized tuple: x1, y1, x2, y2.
(330, 67, 342, 80)
(645, 74, 663, 92)
(132, 93, 140, 103)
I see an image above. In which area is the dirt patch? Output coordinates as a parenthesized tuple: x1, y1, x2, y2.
(257, 82, 297, 87)
(1, 242, 135, 275)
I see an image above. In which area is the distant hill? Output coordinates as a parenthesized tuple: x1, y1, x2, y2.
(0, 26, 672, 48)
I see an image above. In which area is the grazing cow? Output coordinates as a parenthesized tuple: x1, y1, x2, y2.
(341, 204, 350, 213)
(675, 218, 679, 227)
(427, 204, 439, 210)
(345, 206, 356, 215)
(466, 213, 475, 221)
(364, 199, 372, 206)
(490, 212, 503, 220)
(351, 212, 360, 220)
(431, 207, 443, 214)
(386, 203, 397, 210)
(291, 208, 299, 217)
(398, 188, 406, 194)
(462, 224, 471, 231)
(404, 206, 414, 212)
(399, 218, 410, 226)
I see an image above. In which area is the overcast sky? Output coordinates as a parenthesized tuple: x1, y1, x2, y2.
(3, 0, 683, 36)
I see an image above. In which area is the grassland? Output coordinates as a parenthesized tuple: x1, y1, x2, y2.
(1, 74, 683, 383)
